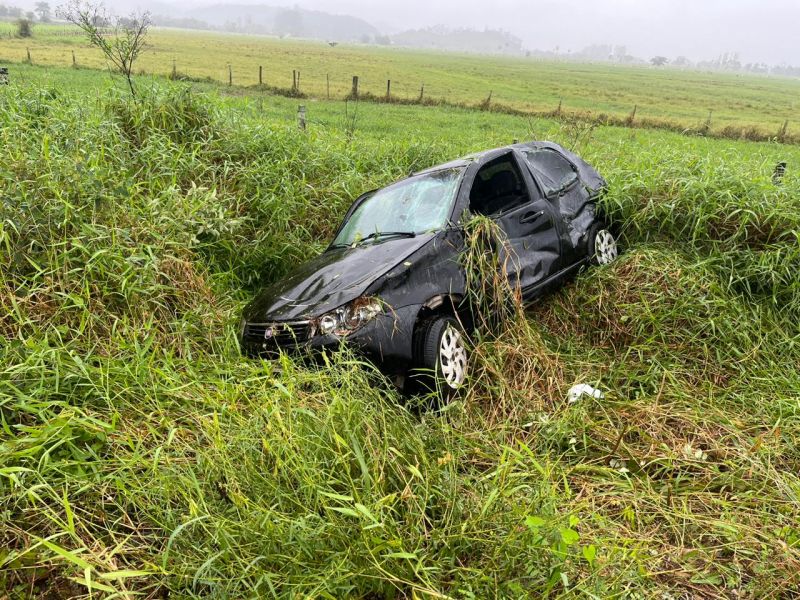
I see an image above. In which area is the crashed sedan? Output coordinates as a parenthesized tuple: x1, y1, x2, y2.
(240, 142, 617, 397)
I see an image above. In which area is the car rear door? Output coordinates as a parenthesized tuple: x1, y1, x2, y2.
(486, 153, 563, 293)
(520, 147, 592, 264)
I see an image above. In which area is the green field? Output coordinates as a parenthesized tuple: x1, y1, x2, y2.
(1, 22, 800, 139)
(1, 61, 800, 598)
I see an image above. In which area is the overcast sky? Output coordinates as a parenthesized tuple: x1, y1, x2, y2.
(95, 0, 800, 65)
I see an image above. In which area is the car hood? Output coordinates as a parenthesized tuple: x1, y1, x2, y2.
(245, 233, 435, 322)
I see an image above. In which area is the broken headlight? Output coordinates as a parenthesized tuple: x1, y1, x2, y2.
(317, 297, 384, 336)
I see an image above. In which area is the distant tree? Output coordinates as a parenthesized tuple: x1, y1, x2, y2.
(650, 56, 669, 67)
(34, 1, 50, 21)
(359, 33, 371, 44)
(16, 18, 32, 37)
(374, 34, 391, 46)
(673, 56, 692, 67)
(58, 1, 150, 97)
(274, 8, 303, 37)
(0, 5, 7, 17)
(25, 10, 34, 20)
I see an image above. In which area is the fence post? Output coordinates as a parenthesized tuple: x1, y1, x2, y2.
(228, 64, 232, 86)
(703, 109, 713, 133)
(419, 83, 424, 102)
(292, 69, 297, 91)
(778, 119, 789, 143)
(386, 79, 391, 99)
(259, 65, 262, 85)
(26, 47, 31, 63)
(297, 104, 306, 131)
(72, 50, 76, 68)
(627, 104, 637, 125)
(351, 75, 359, 99)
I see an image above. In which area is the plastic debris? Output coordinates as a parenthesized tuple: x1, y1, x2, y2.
(567, 383, 605, 404)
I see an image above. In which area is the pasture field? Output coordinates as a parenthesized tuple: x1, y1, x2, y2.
(1, 22, 800, 138)
(1, 62, 800, 598)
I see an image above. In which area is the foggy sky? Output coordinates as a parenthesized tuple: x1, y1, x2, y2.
(70, 0, 800, 65)
(300, 0, 800, 65)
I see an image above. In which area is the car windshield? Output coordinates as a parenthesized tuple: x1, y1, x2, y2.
(332, 168, 464, 247)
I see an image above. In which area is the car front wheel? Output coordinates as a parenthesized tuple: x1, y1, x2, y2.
(411, 315, 468, 403)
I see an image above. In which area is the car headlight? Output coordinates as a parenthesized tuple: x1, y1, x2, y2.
(317, 297, 383, 336)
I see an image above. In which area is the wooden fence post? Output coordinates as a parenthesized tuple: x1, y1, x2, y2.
(228, 64, 232, 86)
(72, 50, 76, 67)
(703, 109, 713, 132)
(292, 69, 297, 91)
(26, 48, 31, 63)
(419, 83, 424, 102)
(258, 65, 262, 85)
(351, 75, 359, 99)
(386, 79, 391, 99)
(627, 104, 637, 125)
(778, 119, 789, 143)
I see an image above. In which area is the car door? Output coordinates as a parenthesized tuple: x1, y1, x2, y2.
(470, 152, 562, 293)
(521, 147, 591, 263)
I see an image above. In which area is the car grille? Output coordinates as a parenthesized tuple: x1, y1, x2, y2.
(243, 321, 314, 346)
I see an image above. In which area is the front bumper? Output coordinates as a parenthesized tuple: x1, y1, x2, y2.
(240, 305, 419, 370)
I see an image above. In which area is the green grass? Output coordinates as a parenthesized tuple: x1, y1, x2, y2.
(1, 63, 800, 598)
(1, 23, 800, 139)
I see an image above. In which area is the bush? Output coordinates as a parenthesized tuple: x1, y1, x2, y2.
(15, 18, 32, 38)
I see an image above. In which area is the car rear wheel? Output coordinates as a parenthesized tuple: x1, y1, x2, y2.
(589, 226, 618, 265)
(410, 315, 468, 403)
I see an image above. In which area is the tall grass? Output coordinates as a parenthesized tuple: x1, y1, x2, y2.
(1, 79, 799, 598)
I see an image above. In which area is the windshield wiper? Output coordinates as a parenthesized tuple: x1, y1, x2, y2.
(353, 231, 417, 246)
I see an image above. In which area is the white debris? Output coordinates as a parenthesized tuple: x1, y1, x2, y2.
(567, 383, 605, 404)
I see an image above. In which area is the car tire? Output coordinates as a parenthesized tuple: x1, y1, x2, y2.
(588, 225, 619, 266)
(410, 315, 469, 404)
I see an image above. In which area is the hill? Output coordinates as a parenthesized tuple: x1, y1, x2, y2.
(181, 3, 379, 41)
(392, 26, 525, 55)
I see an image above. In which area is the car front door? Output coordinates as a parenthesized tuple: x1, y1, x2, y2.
(467, 152, 562, 294)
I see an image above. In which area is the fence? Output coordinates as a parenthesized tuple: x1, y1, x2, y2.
(2, 51, 796, 145)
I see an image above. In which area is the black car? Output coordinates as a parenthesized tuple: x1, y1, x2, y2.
(241, 142, 617, 396)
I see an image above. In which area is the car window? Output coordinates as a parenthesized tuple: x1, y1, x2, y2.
(469, 154, 529, 216)
(332, 168, 463, 246)
(523, 149, 578, 196)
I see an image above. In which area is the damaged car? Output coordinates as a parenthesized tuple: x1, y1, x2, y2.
(240, 142, 617, 398)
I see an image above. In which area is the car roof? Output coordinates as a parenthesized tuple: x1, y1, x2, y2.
(411, 141, 564, 177)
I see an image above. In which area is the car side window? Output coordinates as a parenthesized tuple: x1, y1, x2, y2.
(523, 149, 578, 197)
(469, 154, 530, 216)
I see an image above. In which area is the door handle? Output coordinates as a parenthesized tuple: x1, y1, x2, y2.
(519, 210, 545, 224)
